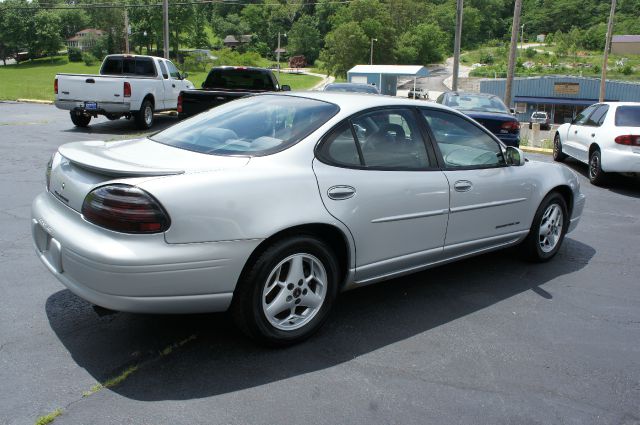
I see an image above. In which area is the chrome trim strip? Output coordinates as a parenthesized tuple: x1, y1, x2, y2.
(371, 209, 449, 223)
(450, 197, 528, 213)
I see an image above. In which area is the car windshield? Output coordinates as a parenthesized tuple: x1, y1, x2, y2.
(325, 84, 378, 94)
(446, 94, 509, 114)
(615, 106, 640, 127)
(149, 95, 339, 156)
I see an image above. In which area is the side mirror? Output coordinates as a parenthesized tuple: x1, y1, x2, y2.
(281, 85, 291, 92)
(182, 72, 188, 79)
(505, 146, 525, 166)
(510, 108, 516, 115)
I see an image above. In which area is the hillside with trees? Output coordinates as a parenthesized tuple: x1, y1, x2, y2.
(1, 0, 639, 76)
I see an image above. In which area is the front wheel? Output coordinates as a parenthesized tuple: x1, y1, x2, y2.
(521, 192, 568, 262)
(134, 100, 154, 129)
(588, 149, 607, 185)
(553, 134, 567, 162)
(232, 235, 339, 346)
(70, 111, 91, 127)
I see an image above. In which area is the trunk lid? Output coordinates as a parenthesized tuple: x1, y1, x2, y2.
(464, 111, 519, 135)
(50, 138, 249, 212)
(56, 74, 125, 103)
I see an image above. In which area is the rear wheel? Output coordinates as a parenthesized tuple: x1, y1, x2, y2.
(588, 149, 607, 186)
(70, 111, 91, 127)
(553, 133, 567, 162)
(134, 99, 154, 129)
(232, 235, 339, 346)
(521, 192, 568, 262)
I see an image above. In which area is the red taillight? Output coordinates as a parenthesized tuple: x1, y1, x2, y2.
(123, 82, 131, 98)
(54, 78, 58, 94)
(81, 184, 170, 234)
(501, 120, 520, 132)
(614, 135, 640, 146)
(177, 93, 182, 113)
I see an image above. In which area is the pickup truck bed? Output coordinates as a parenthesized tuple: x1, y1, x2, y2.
(178, 66, 289, 119)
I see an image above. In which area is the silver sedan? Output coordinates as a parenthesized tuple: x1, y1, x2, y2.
(32, 93, 586, 345)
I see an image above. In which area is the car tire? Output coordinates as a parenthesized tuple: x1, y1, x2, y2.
(232, 235, 339, 346)
(521, 192, 568, 263)
(135, 99, 154, 130)
(588, 149, 607, 186)
(553, 133, 567, 162)
(70, 111, 91, 128)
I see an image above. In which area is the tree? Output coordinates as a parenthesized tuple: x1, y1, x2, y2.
(0, 0, 35, 63)
(395, 23, 447, 65)
(288, 15, 321, 64)
(57, 8, 90, 40)
(33, 11, 63, 61)
(319, 21, 368, 77)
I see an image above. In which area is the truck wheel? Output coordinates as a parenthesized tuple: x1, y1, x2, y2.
(135, 100, 154, 130)
(70, 111, 91, 128)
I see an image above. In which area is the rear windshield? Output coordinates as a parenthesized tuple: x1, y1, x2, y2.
(615, 106, 640, 127)
(149, 95, 339, 156)
(203, 69, 276, 90)
(532, 112, 547, 118)
(446, 94, 509, 114)
(101, 56, 156, 77)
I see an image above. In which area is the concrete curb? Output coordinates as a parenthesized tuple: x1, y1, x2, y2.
(16, 99, 53, 105)
(521, 146, 552, 155)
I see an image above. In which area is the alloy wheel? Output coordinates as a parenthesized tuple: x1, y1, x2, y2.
(538, 203, 563, 253)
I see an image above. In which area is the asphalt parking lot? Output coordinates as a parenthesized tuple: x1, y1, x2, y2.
(1, 102, 639, 425)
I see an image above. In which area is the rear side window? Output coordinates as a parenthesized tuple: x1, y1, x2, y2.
(585, 105, 609, 127)
(318, 122, 362, 166)
(615, 106, 640, 127)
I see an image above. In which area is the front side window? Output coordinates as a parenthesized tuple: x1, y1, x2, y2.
(165, 60, 181, 79)
(421, 109, 505, 168)
(158, 61, 169, 79)
(150, 95, 338, 156)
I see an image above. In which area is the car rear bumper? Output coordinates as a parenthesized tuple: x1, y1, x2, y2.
(496, 133, 520, 147)
(55, 100, 131, 115)
(602, 147, 640, 173)
(31, 191, 260, 314)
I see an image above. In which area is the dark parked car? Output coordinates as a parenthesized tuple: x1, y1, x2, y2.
(436, 92, 520, 147)
(178, 66, 290, 119)
(323, 83, 380, 94)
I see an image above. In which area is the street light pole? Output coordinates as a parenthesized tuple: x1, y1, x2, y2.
(600, 0, 617, 102)
(124, 9, 130, 54)
(162, 0, 169, 58)
(504, 0, 523, 109)
(452, 0, 463, 91)
(520, 23, 525, 52)
(369, 38, 377, 65)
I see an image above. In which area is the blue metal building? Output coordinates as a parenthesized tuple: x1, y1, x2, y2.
(480, 76, 640, 124)
(347, 65, 429, 96)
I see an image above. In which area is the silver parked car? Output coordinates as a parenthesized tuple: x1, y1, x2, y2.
(32, 93, 585, 345)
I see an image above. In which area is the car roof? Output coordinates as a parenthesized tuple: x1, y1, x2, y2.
(271, 91, 455, 116)
(446, 91, 499, 98)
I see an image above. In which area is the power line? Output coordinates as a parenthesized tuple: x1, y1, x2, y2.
(2, 0, 351, 10)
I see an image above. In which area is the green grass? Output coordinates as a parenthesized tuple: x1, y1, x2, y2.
(34, 409, 62, 425)
(0, 55, 322, 102)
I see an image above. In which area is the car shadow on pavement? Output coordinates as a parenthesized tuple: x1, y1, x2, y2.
(560, 158, 640, 199)
(45, 238, 595, 401)
(61, 114, 178, 136)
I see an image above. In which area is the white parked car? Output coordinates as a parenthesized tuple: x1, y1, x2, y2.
(55, 54, 194, 129)
(553, 102, 640, 185)
(33, 93, 585, 345)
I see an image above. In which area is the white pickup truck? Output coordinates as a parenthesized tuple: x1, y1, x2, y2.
(54, 54, 194, 129)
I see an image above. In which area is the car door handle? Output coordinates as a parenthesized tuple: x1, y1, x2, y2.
(327, 185, 356, 200)
(172, 84, 175, 88)
(574, 130, 578, 134)
(591, 133, 595, 137)
(453, 180, 473, 192)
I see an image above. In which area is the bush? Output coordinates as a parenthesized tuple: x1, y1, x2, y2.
(619, 64, 634, 75)
(67, 47, 83, 62)
(82, 52, 97, 66)
(524, 47, 536, 59)
(479, 51, 494, 65)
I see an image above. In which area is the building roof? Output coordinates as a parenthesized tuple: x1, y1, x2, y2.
(223, 35, 253, 44)
(348, 65, 429, 77)
(612, 35, 640, 43)
(67, 28, 106, 41)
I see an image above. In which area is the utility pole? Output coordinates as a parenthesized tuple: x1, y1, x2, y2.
(124, 9, 129, 54)
(452, 0, 463, 91)
(504, 0, 522, 109)
(277, 31, 282, 77)
(162, 0, 169, 58)
(520, 23, 525, 52)
(600, 0, 617, 102)
(369, 38, 377, 65)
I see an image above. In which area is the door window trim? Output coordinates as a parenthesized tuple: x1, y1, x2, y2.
(417, 107, 508, 171)
(314, 106, 440, 171)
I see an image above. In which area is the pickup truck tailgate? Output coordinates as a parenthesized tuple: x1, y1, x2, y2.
(57, 74, 125, 103)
